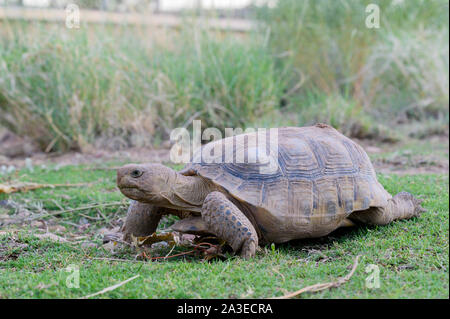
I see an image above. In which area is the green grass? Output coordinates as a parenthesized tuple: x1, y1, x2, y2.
(0, 21, 286, 152)
(0, 164, 448, 298)
(1, 0, 448, 151)
(259, 0, 449, 133)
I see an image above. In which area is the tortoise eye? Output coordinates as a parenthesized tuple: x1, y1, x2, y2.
(130, 169, 143, 178)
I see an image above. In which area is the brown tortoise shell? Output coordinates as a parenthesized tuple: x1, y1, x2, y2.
(180, 124, 391, 242)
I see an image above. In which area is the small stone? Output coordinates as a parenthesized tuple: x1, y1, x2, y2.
(81, 241, 97, 249)
(31, 220, 46, 229)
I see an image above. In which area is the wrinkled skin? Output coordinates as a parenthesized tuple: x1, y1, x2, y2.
(121, 201, 163, 242)
(117, 163, 259, 258)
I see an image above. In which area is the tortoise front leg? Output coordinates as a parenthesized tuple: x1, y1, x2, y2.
(201, 192, 258, 259)
(121, 201, 164, 242)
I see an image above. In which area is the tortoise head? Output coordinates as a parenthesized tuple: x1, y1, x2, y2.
(117, 163, 176, 205)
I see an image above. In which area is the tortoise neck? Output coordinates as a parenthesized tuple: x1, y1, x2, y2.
(164, 173, 211, 211)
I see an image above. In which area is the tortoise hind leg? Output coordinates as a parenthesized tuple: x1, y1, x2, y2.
(349, 192, 426, 225)
(202, 192, 258, 259)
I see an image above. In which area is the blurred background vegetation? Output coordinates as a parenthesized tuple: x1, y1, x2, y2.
(0, 0, 448, 152)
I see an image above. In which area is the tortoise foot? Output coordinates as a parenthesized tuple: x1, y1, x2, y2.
(202, 191, 258, 258)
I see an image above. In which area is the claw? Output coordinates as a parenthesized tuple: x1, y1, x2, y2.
(240, 240, 257, 259)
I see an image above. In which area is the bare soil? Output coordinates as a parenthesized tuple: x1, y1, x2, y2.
(0, 129, 448, 174)
(355, 136, 449, 175)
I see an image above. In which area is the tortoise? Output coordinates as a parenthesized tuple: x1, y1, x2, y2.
(117, 124, 425, 258)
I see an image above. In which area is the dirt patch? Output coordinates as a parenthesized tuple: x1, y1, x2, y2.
(372, 157, 448, 175)
(0, 236, 29, 262)
(0, 147, 171, 168)
(0, 128, 172, 168)
(1, 129, 448, 174)
(356, 136, 448, 175)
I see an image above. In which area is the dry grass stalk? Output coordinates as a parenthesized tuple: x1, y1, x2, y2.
(0, 182, 91, 194)
(81, 275, 140, 299)
(271, 255, 361, 299)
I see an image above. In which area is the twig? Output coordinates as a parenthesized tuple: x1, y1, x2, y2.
(96, 208, 115, 227)
(164, 244, 176, 258)
(147, 249, 197, 260)
(81, 275, 140, 299)
(20, 202, 125, 223)
(0, 182, 93, 194)
(143, 242, 216, 261)
(90, 257, 144, 263)
(270, 255, 361, 299)
(78, 213, 101, 220)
